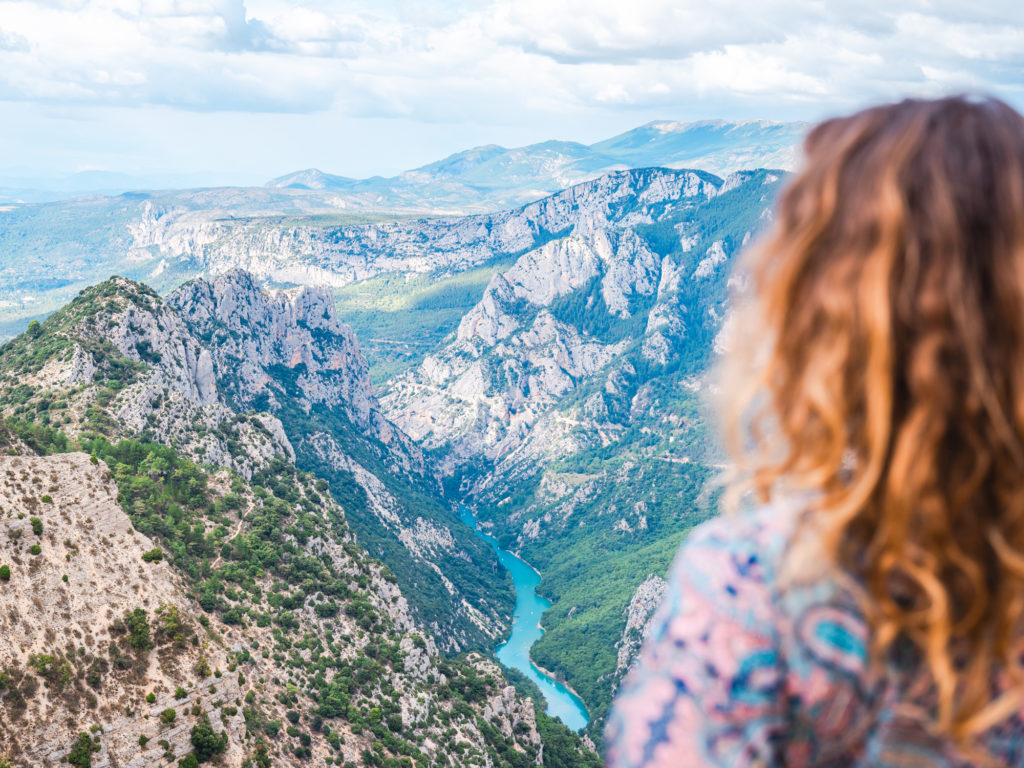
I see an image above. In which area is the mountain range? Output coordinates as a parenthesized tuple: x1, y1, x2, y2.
(0, 119, 803, 339)
(267, 119, 802, 211)
(0, 122, 788, 764)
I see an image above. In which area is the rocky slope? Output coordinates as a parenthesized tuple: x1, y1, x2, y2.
(0, 272, 513, 652)
(377, 167, 784, 738)
(0, 276, 598, 767)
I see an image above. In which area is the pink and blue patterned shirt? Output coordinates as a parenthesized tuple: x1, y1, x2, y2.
(605, 504, 1024, 767)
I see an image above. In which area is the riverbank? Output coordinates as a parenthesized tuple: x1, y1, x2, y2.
(459, 504, 590, 732)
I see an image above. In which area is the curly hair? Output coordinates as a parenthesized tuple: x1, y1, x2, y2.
(721, 95, 1024, 746)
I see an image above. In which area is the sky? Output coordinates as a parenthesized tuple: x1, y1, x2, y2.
(0, 0, 1022, 185)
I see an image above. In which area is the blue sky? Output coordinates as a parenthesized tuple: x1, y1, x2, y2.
(0, 0, 1022, 185)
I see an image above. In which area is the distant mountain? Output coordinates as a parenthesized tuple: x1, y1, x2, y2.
(265, 119, 805, 210)
(0, 170, 265, 204)
(591, 119, 804, 172)
(265, 168, 357, 190)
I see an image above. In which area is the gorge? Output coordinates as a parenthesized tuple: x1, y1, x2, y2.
(0, 141, 787, 764)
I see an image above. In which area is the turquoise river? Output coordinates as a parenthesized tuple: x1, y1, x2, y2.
(459, 505, 590, 732)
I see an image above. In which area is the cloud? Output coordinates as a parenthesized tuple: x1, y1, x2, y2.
(0, 0, 1021, 120)
(0, 27, 30, 50)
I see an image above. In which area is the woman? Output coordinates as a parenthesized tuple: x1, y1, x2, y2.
(605, 96, 1024, 767)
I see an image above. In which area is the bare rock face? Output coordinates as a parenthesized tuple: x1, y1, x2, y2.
(380, 170, 712, 481)
(473, 656, 543, 764)
(613, 574, 668, 681)
(169, 271, 429, 475)
(170, 271, 373, 422)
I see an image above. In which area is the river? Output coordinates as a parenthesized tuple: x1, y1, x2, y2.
(459, 505, 590, 732)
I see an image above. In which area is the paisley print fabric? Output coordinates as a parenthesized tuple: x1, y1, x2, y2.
(605, 504, 1024, 767)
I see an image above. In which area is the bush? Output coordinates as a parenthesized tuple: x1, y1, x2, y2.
(146, 692, 156, 703)
(141, 548, 163, 563)
(160, 708, 177, 726)
(191, 714, 228, 762)
(174, 686, 187, 699)
(28, 544, 41, 555)
(66, 732, 99, 768)
(178, 754, 199, 768)
(124, 609, 152, 651)
(30, 516, 43, 535)
(139, 734, 149, 746)
(0, 565, 9, 581)
(39, 495, 52, 504)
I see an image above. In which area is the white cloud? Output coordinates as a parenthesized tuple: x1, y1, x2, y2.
(0, 0, 1021, 118)
(0, 0, 1022, 179)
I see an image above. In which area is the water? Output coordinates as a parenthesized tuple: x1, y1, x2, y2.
(460, 505, 590, 732)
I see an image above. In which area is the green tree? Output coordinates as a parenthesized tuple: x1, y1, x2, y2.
(191, 714, 228, 762)
(0, 565, 10, 581)
(66, 732, 99, 768)
(124, 608, 152, 650)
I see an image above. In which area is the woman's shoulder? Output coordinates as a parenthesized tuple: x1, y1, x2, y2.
(673, 501, 804, 600)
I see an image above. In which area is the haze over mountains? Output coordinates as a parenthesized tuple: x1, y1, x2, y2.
(0, 118, 803, 339)
(265, 119, 804, 212)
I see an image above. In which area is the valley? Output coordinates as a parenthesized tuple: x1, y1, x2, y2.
(0, 122, 790, 764)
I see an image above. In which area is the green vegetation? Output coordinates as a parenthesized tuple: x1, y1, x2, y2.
(333, 256, 518, 384)
(0, 269, 602, 767)
(536, 709, 602, 768)
(30, 516, 43, 535)
(443, 171, 786, 744)
(0, 565, 9, 581)
(256, 361, 515, 651)
(66, 732, 100, 768)
(191, 713, 228, 761)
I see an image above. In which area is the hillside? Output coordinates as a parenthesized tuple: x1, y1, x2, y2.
(0, 274, 599, 767)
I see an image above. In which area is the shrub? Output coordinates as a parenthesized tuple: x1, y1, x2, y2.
(0, 565, 9, 581)
(66, 732, 99, 768)
(124, 609, 152, 651)
(62, 574, 69, 583)
(30, 516, 43, 534)
(191, 714, 228, 762)
(39, 495, 52, 504)
(174, 686, 187, 700)
(160, 708, 177, 726)
(28, 544, 41, 555)
(178, 754, 199, 768)
(146, 692, 156, 703)
(139, 734, 149, 746)
(141, 548, 163, 563)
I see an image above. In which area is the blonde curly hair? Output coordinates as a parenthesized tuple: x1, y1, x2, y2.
(722, 95, 1024, 747)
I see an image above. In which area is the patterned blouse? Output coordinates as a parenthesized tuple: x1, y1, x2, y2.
(605, 503, 1024, 767)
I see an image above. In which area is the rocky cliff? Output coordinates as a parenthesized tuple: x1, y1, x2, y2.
(0, 275, 592, 766)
